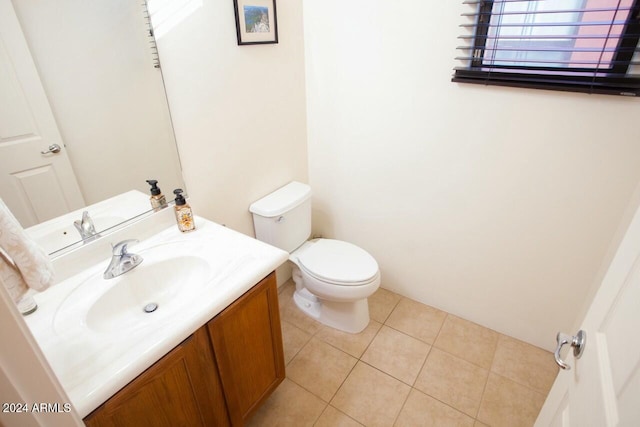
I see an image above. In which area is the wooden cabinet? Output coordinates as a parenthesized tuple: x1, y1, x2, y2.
(208, 272, 285, 425)
(84, 272, 284, 427)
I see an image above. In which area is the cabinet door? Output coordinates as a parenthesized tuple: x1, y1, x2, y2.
(84, 328, 229, 427)
(208, 272, 285, 425)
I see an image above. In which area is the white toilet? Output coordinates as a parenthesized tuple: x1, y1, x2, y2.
(250, 181, 380, 333)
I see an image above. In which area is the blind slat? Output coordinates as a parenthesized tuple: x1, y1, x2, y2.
(460, 20, 631, 28)
(456, 48, 640, 55)
(455, 56, 640, 67)
(463, 0, 545, 3)
(462, 7, 634, 17)
(459, 34, 640, 40)
(453, 66, 640, 78)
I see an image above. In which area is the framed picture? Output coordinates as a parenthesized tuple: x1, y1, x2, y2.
(233, 0, 278, 45)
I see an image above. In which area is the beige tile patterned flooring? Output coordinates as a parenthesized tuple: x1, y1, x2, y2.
(248, 282, 559, 427)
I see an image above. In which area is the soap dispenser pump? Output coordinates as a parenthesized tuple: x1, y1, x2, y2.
(146, 179, 168, 211)
(173, 189, 195, 232)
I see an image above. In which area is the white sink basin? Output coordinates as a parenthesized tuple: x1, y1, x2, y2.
(85, 255, 210, 333)
(53, 240, 254, 335)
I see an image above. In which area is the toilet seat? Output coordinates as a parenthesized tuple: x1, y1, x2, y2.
(296, 239, 379, 286)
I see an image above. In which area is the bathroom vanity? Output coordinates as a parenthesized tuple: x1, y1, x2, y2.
(24, 209, 289, 426)
(84, 272, 284, 427)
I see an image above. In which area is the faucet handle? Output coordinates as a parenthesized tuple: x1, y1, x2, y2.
(112, 239, 139, 256)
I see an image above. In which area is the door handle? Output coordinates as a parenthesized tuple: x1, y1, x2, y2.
(554, 330, 586, 370)
(40, 144, 61, 154)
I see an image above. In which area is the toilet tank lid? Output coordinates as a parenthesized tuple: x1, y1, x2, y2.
(249, 181, 311, 217)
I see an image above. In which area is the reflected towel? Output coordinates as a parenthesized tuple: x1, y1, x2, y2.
(0, 199, 53, 302)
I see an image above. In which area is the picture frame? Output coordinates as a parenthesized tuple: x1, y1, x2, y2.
(233, 0, 278, 45)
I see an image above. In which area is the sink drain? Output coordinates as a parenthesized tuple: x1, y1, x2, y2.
(143, 303, 158, 313)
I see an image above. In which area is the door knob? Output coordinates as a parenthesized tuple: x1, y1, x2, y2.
(554, 330, 586, 370)
(40, 144, 61, 154)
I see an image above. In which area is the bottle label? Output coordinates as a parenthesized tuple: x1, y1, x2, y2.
(177, 209, 195, 231)
(151, 195, 167, 211)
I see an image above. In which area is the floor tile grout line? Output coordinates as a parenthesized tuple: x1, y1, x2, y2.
(357, 358, 418, 389)
(410, 341, 434, 388)
(313, 320, 383, 359)
(403, 311, 450, 387)
(486, 370, 549, 398)
(286, 327, 372, 407)
(311, 404, 328, 427)
(324, 353, 361, 410)
(475, 330, 502, 421)
(380, 322, 438, 347)
(408, 386, 481, 423)
(286, 371, 334, 407)
(377, 293, 402, 324)
(430, 331, 500, 372)
(310, 401, 330, 427)
(431, 312, 449, 345)
(392, 405, 408, 426)
(279, 316, 315, 366)
(283, 334, 313, 369)
(355, 318, 385, 360)
(390, 384, 413, 427)
(488, 334, 559, 396)
(312, 404, 365, 427)
(346, 360, 413, 427)
(336, 322, 385, 383)
(410, 349, 488, 422)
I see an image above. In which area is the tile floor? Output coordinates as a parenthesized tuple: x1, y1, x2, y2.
(248, 282, 559, 427)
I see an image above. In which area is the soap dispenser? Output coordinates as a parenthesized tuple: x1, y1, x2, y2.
(173, 189, 195, 232)
(146, 179, 168, 211)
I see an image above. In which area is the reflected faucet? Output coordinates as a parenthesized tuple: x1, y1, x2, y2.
(74, 211, 101, 243)
(104, 239, 143, 280)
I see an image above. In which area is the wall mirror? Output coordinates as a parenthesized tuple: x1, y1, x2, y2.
(0, 0, 185, 256)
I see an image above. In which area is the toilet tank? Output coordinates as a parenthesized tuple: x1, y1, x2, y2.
(249, 182, 312, 252)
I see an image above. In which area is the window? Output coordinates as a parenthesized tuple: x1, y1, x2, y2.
(453, 0, 640, 96)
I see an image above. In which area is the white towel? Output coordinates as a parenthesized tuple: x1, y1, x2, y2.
(0, 198, 54, 302)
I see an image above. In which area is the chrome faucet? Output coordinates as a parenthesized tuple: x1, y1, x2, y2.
(74, 211, 101, 243)
(103, 239, 143, 279)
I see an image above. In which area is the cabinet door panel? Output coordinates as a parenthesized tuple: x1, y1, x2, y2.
(104, 359, 202, 427)
(208, 272, 285, 425)
(84, 328, 229, 427)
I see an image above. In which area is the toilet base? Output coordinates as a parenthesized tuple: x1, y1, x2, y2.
(293, 288, 370, 334)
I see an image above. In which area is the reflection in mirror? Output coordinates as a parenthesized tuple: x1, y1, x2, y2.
(24, 190, 153, 256)
(0, 0, 185, 255)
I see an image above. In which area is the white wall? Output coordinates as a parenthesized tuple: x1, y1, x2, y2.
(155, 0, 308, 238)
(13, 0, 183, 205)
(303, 0, 640, 350)
(0, 281, 84, 427)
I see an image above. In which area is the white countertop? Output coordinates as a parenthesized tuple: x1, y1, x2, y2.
(24, 214, 288, 418)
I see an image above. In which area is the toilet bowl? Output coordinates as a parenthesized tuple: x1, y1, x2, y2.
(289, 239, 380, 333)
(249, 182, 380, 333)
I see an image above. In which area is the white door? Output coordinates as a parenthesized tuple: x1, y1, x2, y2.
(535, 200, 640, 426)
(0, 0, 84, 227)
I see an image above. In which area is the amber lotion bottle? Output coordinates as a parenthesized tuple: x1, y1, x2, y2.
(173, 189, 195, 232)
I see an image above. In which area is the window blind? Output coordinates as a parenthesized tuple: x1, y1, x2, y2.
(453, 0, 640, 96)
